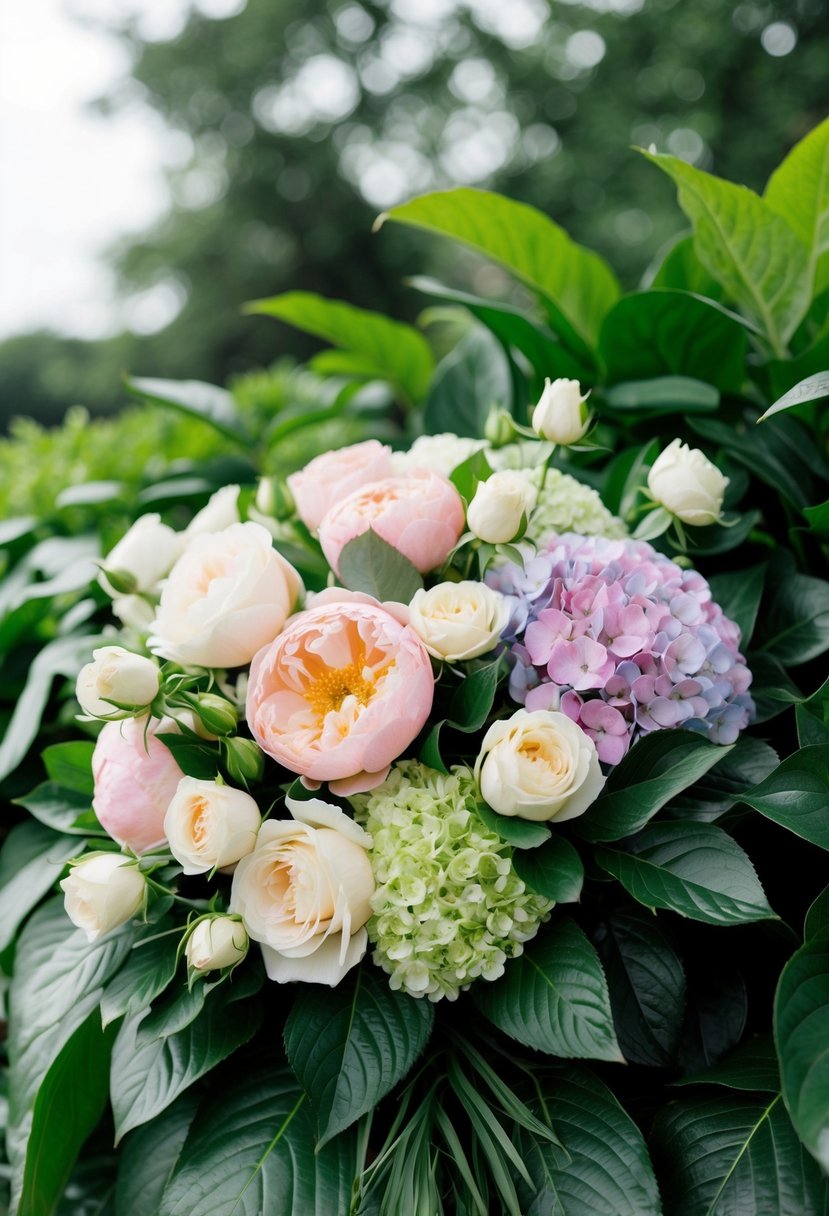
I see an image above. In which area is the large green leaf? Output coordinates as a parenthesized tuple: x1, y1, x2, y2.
(652, 1093, 829, 1215)
(473, 917, 623, 1062)
(757, 369, 829, 422)
(576, 732, 734, 844)
(17, 1012, 116, 1216)
(0, 821, 78, 952)
(101, 932, 181, 1027)
(116, 1092, 200, 1216)
(124, 377, 251, 443)
(595, 821, 775, 926)
(514, 1066, 661, 1216)
(599, 290, 747, 391)
(512, 835, 584, 904)
(741, 745, 829, 850)
(669, 736, 779, 823)
(765, 115, 829, 294)
(41, 741, 95, 796)
(605, 375, 719, 415)
(337, 528, 423, 602)
(642, 152, 811, 353)
(246, 291, 434, 404)
(423, 325, 512, 437)
(805, 885, 829, 939)
(689, 413, 817, 510)
(159, 1062, 358, 1216)
(754, 567, 829, 665)
(707, 564, 766, 649)
(649, 233, 725, 299)
(382, 187, 620, 350)
(284, 965, 434, 1145)
(13, 782, 101, 837)
(675, 1035, 780, 1092)
(775, 932, 829, 1170)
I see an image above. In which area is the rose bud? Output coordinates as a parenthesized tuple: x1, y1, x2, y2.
(185, 916, 249, 972)
(466, 471, 538, 545)
(532, 378, 590, 445)
(222, 736, 265, 786)
(60, 853, 146, 941)
(647, 439, 729, 527)
(98, 513, 182, 599)
(76, 646, 160, 719)
(164, 777, 261, 875)
(192, 693, 238, 737)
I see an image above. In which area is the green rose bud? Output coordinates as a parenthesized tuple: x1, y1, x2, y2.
(194, 693, 238, 737)
(222, 736, 265, 785)
(483, 405, 515, 448)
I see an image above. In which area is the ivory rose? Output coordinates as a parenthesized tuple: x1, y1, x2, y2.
(184, 485, 241, 538)
(99, 513, 182, 598)
(474, 708, 604, 822)
(647, 439, 729, 526)
(150, 522, 302, 668)
(92, 716, 185, 853)
(318, 469, 465, 576)
(532, 377, 590, 445)
(288, 440, 393, 531)
(186, 915, 249, 971)
(246, 589, 434, 795)
(466, 470, 538, 545)
(409, 581, 510, 662)
(164, 777, 261, 874)
(61, 853, 146, 941)
(76, 646, 160, 718)
(230, 796, 375, 985)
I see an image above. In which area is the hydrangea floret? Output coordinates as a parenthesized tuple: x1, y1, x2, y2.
(353, 761, 553, 1002)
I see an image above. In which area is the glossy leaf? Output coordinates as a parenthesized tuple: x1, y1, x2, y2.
(757, 369, 829, 422)
(125, 377, 251, 443)
(708, 564, 766, 648)
(474, 800, 551, 849)
(804, 885, 829, 939)
(424, 325, 512, 436)
(116, 1092, 200, 1216)
(101, 933, 181, 1028)
(755, 569, 829, 665)
(765, 115, 829, 293)
(0, 821, 78, 952)
(741, 746, 829, 850)
(512, 835, 584, 904)
(774, 932, 829, 1169)
(605, 375, 719, 414)
(13, 781, 101, 836)
(669, 736, 779, 823)
(337, 528, 424, 602)
(675, 1035, 780, 1092)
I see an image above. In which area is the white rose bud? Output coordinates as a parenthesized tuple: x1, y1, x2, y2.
(76, 646, 161, 718)
(647, 439, 729, 526)
(466, 471, 538, 545)
(164, 777, 261, 875)
(60, 853, 146, 942)
(184, 485, 241, 539)
(474, 708, 605, 822)
(532, 378, 590, 445)
(99, 514, 182, 598)
(230, 796, 374, 986)
(186, 916, 249, 971)
(409, 581, 510, 663)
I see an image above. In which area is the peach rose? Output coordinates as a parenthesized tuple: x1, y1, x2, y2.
(246, 590, 434, 795)
(92, 716, 185, 853)
(318, 469, 465, 576)
(288, 440, 393, 532)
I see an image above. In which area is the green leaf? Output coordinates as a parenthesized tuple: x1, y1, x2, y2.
(669, 736, 779, 823)
(41, 741, 95, 796)
(382, 187, 620, 350)
(448, 661, 501, 729)
(747, 652, 803, 723)
(600, 291, 747, 391)
(449, 448, 494, 503)
(805, 884, 829, 939)
(641, 151, 811, 352)
(597, 907, 686, 1068)
(337, 528, 424, 602)
(473, 917, 623, 1062)
(576, 732, 734, 844)
(13, 781, 103, 836)
(136, 979, 207, 1045)
(124, 377, 251, 443)
(605, 374, 720, 415)
(246, 291, 434, 404)
(765, 115, 829, 293)
(741, 746, 829, 850)
(804, 499, 829, 540)
(514, 1065, 661, 1216)
(512, 835, 584, 904)
(101, 933, 181, 1028)
(424, 325, 512, 436)
(284, 965, 433, 1146)
(757, 369, 829, 422)
(474, 800, 551, 849)
(689, 414, 816, 511)
(111, 976, 263, 1142)
(755, 570, 829, 664)
(675, 1035, 780, 1092)
(595, 821, 776, 926)
(17, 1011, 117, 1216)
(775, 932, 829, 1172)
(649, 233, 725, 299)
(680, 969, 748, 1076)
(653, 1093, 829, 1215)
(683, 508, 762, 556)
(708, 564, 766, 648)
(116, 1092, 200, 1216)
(159, 1062, 358, 1216)
(0, 820, 78, 952)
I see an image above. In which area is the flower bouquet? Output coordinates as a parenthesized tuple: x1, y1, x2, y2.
(4, 119, 829, 1216)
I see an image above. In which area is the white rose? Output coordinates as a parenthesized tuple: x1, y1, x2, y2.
(532, 377, 589, 445)
(474, 708, 604, 822)
(391, 433, 488, 478)
(76, 646, 160, 719)
(647, 439, 729, 526)
(164, 777, 261, 875)
(184, 485, 241, 539)
(149, 521, 303, 668)
(409, 581, 510, 662)
(230, 796, 375, 986)
(186, 916, 249, 971)
(466, 471, 538, 544)
(99, 514, 182, 597)
(60, 853, 146, 942)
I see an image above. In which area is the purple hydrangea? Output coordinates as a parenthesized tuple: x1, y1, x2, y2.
(489, 535, 754, 764)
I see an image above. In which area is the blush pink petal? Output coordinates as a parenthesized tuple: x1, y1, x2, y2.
(287, 440, 394, 531)
(92, 717, 185, 853)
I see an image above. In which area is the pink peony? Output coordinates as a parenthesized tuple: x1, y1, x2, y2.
(246, 589, 434, 796)
(288, 440, 394, 532)
(92, 716, 185, 853)
(318, 469, 465, 576)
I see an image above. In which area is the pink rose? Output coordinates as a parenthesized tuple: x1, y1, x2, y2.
(246, 591, 434, 796)
(288, 440, 393, 532)
(318, 469, 465, 576)
(92, 716, 185, 853)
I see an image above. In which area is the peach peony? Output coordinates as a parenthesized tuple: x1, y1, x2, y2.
(318, 469, 465, 576)
(92, 716, 185, 853)
(246, 590, 434, 795)
(288, 440, 394, 532)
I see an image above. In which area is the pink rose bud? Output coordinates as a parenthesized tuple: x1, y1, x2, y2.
(288, 440, 394, 532)
(92, 716, 186, 853)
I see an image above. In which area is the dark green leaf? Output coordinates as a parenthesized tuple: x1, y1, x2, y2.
(690, 414, 816, 510)
(669, 736, 779, 823)
(448, 662, 501, 730)
(337, 528, 424, 602)
(708, 564, 766, 649)
(675, 1035, 780, 1092)
(474, 801, 551, 849)
(512, 835, 583, 903)
(41, 741, 95, 796)
(474, 917, 623, 1062)
(804, 499, 829, 539)
(116, 1092, 200, 1216)
(746, 653, 803, 723)
(775, 932, 829, 1170)
(136, 979, 207, 1045)
(758, 369, 829, 421)
(595, 821, 776, 925)
(649, 233, 725, 299)
(680, 969, 748, 1075)
(741, 746, 829, 850)
(125, 377, 251, 443)
(449, 448, 494, 503)
(684, 507, 762, 556)
(101, 933, 181, 1027)
(0, 821, 78, 952)
(424, 326, 512, 437)
(156, 734, 221, 781)
(605, 375, 720, 415)
(804, 885, 829, 939)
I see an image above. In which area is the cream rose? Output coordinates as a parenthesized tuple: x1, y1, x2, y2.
(184, 485, 241, 538)
(99, 513, 182, 598)
(150, 521, 302, 668)
(230, 796, 375, 986)
(76, 646, 160, 718)
(466, 471, 538, 545)
(186, 916, 249, 971)
(409, 581, 510, 662)
(60, 853, 146, 942)
(647, 439, 729, 526)
(164, 777, 261, 874)
(474, 708, 604, 822)
(532, 377, 590, 445)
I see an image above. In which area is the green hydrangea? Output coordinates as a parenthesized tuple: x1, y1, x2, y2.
(353, 762, 553, 1002)
(490, 443, 627, 541)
